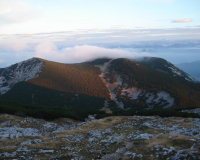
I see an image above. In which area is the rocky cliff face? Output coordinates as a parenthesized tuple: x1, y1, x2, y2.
(0, 58, 44, 95)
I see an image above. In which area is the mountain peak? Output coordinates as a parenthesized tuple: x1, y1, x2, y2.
(0, 58, 44, 95)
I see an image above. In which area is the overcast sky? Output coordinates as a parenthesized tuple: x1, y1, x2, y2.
(0, 0, 200, 67)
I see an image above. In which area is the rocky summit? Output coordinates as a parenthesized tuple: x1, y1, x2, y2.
(0, 111, 200, 160)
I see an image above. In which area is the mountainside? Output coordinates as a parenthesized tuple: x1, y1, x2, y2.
(0, 57, 200, 110)
(134, 57, 198, 83)
(177, 60, 200, 82)
(94, 58, 200, 109)
(0, 58, 44, 95)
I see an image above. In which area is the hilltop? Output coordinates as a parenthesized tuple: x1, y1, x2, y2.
(0, 57, 200, 112)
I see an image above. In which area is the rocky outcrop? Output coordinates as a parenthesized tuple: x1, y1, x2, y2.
(0, 114, 200, 159)
(0, 58, 44, 95)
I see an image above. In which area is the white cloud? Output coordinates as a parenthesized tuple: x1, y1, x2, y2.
(0, 0, 41, 24)
(35, 42, 151, 63)
(35, 42, 58, 56)
(0, 39, 28, 52)
(63, 45, 132, 62)
(172, 18, 193, 23)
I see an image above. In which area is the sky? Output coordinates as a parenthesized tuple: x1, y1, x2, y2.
(0, 0, 200, 67)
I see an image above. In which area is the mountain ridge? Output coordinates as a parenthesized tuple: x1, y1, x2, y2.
(0, 57, 200, 110)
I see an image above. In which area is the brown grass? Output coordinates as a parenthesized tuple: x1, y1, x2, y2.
(166, 121, 174, 127)
(27, 140, 57, 150)
(56, 116, 124, 137)
(0, 136, 32, 147)
(0, 146, 18, 153)
(121, 156, 132, 160)
(29, 58, 111, 99)
(0, 114, 21, 124)
(146, 134, 172, 149)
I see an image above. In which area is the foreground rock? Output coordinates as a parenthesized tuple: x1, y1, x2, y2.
(0, 114, 200, 159)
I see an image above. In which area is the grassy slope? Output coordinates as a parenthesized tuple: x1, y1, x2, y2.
(0, 58, 112, 110)
(28, 58, 110, 99)
(109, 58, 200, 108)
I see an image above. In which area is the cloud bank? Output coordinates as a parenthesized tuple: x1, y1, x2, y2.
(0, 27, 200, 68)
(172, 18, 193, 23)
(0, 39, 28, 52)
(35, 42, 151, 63)
(2, 28, 199, 46)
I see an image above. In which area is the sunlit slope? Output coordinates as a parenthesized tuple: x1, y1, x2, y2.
(28, 58, 110, 99)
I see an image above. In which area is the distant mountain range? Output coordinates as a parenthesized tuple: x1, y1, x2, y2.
(176, 60, 200, 82)
(0, 57, 200, 110)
